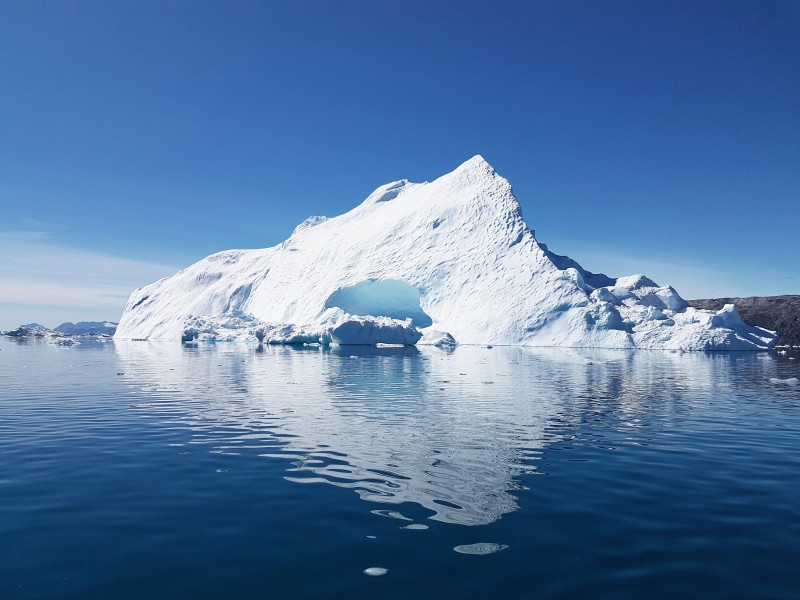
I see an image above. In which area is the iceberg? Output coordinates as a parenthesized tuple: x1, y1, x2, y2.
(3, 321, 117, 345)
(115, 156, 775, 350)
(55, 321, 118, 336)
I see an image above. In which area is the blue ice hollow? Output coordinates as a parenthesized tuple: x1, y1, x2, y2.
(325, 279, 433, 328)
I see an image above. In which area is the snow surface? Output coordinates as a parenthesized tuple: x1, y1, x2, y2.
(115, 156, 775, 350)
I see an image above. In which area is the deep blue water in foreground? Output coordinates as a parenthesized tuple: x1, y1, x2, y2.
(1, 338, 799, 599)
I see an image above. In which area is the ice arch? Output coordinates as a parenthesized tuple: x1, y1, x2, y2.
(324, 279, 433, 328)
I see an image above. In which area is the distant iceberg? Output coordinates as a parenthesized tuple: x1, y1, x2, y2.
(115, 156, 775, 350)
(55, 321, 118, 336)
(4, 320, 117, 345)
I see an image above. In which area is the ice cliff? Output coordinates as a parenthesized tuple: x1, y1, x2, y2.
(115, 156, 775, 350)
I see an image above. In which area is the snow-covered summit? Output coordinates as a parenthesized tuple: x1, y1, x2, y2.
(115, 156, 775, 350)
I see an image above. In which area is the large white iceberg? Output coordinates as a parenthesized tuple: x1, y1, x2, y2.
(115, 156, 775, 350)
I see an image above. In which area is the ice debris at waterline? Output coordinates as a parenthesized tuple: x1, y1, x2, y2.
(115, 156, 775, 350)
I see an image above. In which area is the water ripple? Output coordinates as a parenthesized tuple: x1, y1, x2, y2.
(3, 339, 800, 598)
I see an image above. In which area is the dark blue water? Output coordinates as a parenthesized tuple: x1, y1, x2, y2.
(1, 337, 799, 599)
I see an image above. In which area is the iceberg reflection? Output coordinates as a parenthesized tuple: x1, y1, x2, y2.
(114, 342, 778, 526)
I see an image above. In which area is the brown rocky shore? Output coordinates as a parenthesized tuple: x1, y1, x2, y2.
(688, 295, 800, 347)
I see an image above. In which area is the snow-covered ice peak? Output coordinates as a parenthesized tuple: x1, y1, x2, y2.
(115, 156, 776, 350)
(453, 154, 494, 176)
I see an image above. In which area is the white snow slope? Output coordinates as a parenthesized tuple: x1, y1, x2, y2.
(116, 156, 775, 350)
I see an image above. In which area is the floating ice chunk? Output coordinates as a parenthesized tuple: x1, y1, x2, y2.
(769, 377, 799, 385)
(329, 316, 421, 345)
(371, 509, 413, 521)
(417, 329, 457, 348)
(363, 567, 388, 576)
(453, 543, 509, 555)
(402, 524, 429, 530)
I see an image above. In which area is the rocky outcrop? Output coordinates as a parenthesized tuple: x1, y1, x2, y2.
(688, 296, 799, 347)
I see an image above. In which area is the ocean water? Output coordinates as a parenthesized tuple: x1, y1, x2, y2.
(1, 337, 799, 599)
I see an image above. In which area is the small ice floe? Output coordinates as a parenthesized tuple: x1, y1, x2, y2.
(402, 523, 429, 530)
(366, 535, 376, 539)
(363, 567, 388, 576)
(453, 543, 508, 555)
(417, 330, 457, 348)
(349, 355, 358, 359)
(371, 509, 412, 521)
(769, 377, 799, 385)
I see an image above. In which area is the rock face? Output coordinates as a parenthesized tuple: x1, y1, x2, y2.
(689, 296, 799, 347)
(115, 156, 775, 350)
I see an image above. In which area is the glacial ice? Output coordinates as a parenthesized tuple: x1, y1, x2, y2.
(325, 279, 433, 328)
(115, 156, 775, 350)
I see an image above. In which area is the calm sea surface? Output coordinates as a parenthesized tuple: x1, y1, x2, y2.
(1, 337, 799, 599)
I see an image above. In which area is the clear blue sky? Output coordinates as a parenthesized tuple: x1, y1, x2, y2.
(1, 0, 798, 329)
